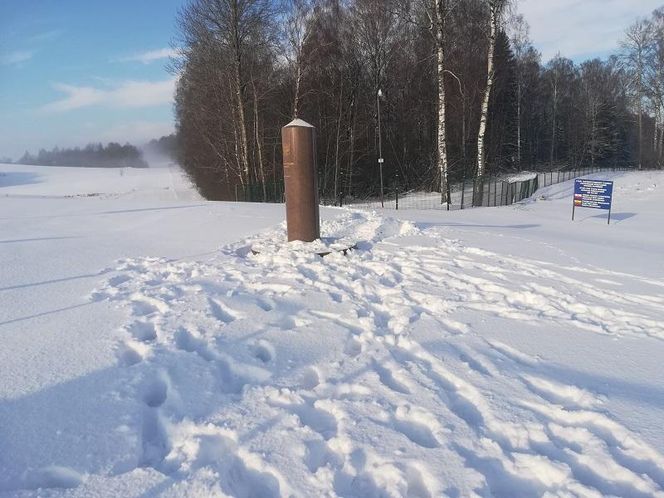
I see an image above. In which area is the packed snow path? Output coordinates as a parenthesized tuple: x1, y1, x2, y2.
(1, 167, 663, 497)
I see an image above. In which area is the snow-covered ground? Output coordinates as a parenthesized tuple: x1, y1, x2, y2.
(501, 171, 538, 183)
(1, 163, 663, 497)
(0, 163, 201, 201)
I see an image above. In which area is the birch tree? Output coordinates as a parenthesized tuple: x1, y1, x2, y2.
(647, 8, 664, 165)
(509, 14, 529, 170)
(433, 0, 450, 203)
(621, 19, 652, 170)
(476, 0, 506, 178)
(284, 0, 318, 119)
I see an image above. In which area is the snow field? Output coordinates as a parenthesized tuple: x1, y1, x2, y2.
(0, 163, 201, 201)
(1, 166, 663, 497)
(77, 208, 664, 497)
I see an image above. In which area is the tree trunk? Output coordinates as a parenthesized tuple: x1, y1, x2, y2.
(231, 0, 250, 184)
(654, 111, 659, 159)
(229, 90, 245, 187)
(434, 0, 449, 204)
(252, 81, 267, 201)
(516, 76, 522, 170)
(333, 84, 344, 202)
(659, 112, 664, 165)
(293, 61, 302, 119)
(476, 0, 499, 178)
(638, 96, 643, 169)
(346, 94, 356, 196)
(550, 84, 557, 168)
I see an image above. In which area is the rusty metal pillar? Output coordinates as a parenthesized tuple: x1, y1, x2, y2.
(282, 119, 320, 242)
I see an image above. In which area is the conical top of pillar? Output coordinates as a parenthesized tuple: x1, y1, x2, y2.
(284, 118, 314, 128)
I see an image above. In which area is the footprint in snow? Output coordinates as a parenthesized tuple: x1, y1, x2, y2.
(126, 320, 157, 343)
(116, 341, 147, 367)
(393, 405, 441, 449)
(142, 371, 170, 408)
(208, 297, 244, 324)
(251, 340, 275, 364)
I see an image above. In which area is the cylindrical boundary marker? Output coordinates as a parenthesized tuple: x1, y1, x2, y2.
(281, 119, 320, 242)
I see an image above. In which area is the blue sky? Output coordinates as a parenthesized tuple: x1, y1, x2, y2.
(519, 0, 663, 63)
(0, 0, 184, 160)
(1, 0, 662, 161)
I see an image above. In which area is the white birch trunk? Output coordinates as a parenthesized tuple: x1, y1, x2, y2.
(638, 95, 643, 170)
(333, 84, 344, 202)
(252, 82, 266, 200)
(234, 63, 250, 183)
(476, 0, 499, 178)
(653, 109, 658, 160)
(293, 61, 302, 119)
(435, 0, 449, 203)
(550, 83, 557, 168)
(346, 96, 356, 196)
(516, 77, 522, 170)
(231, 1, 250, 184)
(659, 108, 664, 163)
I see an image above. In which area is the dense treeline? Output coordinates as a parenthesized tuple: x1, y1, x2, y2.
(19, 143, 148, 169)
(173, 0, 664, 201)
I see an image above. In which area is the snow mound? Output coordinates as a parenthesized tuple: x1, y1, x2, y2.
(244, 210, 419, 257)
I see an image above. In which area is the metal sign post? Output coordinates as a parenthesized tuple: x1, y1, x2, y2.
(572, 179, 614, 224)
(377, 89, 384, 208)
(378, 157, 384, 208)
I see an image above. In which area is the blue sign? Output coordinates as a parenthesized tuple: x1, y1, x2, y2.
(572, 179, 614, 224)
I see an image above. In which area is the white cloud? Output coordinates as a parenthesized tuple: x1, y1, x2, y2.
(41, 78, 177, 112)
(518, 0, 662, 63)
(0, 50, 34, 65)
(116, 48, 178, 64)
(43, 84, 105, 111)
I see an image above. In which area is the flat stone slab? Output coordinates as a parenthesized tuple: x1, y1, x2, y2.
(250, 237, 358, 257)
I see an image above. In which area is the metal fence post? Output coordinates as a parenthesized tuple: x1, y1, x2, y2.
(395, 174, 399, 210)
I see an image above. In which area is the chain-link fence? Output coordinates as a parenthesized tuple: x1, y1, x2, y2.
(342, 167, 627, 211)
(234, 181, 285, 203)
(235, 167, 627, 210)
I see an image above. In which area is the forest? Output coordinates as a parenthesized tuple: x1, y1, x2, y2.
(18, 143, 149, 169)
(172, 0, 664, 201)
